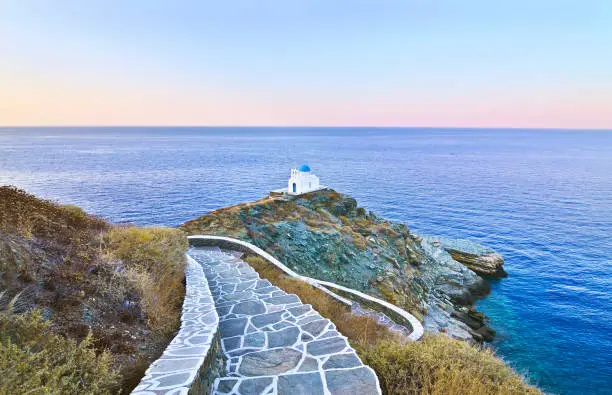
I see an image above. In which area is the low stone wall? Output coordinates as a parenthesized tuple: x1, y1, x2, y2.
(187, 235, 424, 341)
(132, 255, 221, 395)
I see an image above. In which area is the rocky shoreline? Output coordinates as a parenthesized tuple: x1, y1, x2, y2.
(416, 236, 499, 341)
(181, 189, 506, 343)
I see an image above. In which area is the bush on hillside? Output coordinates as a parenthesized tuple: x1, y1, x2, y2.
(0, 311, 120, 394)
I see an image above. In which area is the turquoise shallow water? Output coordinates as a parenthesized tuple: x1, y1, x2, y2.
(1, 127, 611, 394)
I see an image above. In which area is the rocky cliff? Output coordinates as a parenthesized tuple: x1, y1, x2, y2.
(181, 189, 504, 342)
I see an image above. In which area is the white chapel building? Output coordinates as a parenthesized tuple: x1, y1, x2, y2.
(288, 164, 321, 195)
(271, 164, 324, 197)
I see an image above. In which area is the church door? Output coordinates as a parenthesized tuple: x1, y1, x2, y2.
(292, 183, 297, 193)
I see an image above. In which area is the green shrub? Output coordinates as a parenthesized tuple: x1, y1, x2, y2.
(0, 311, 120, 394)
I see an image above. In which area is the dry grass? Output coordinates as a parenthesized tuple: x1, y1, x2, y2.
(0, 187, 189, 393)
(244, 254, 540, 395)
(351, 232, 368, 250)
(105, 226, 188, 334)
(0, 186, 107, 246)
(360, 336, 540, 395)
(379, 285, 400, 305)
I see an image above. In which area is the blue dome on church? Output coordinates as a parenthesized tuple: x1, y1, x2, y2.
(298, 164, 311, 172)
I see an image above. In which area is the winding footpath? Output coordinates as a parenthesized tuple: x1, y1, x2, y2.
(187, 235, 424, 342)
(189, 247, 381, 395)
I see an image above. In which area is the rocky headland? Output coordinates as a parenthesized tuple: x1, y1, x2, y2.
(181, 189, 506, 343)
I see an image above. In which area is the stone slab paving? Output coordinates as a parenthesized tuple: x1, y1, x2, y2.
(189, 247, 381, 395)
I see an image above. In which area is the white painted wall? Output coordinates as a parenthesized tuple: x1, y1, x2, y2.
(288, 168, 320, 195)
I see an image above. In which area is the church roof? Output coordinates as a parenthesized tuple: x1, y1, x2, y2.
(298, 164, 311, 172)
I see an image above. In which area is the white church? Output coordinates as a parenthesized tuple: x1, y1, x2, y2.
(270, 164, 325, 197)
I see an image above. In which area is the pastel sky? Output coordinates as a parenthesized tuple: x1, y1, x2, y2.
(1, 1, 611, 128)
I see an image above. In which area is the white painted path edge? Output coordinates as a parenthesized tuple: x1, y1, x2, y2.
(132, 254, 220, 394)
(187, 235, 424, 341)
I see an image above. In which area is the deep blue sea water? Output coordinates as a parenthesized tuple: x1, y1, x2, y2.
(1, 127, 611, 394)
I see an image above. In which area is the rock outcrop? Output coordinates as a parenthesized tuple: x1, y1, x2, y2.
(448, 249, 506, 277)
(181, 189, 502, 343)
(423, 236, 506, 277)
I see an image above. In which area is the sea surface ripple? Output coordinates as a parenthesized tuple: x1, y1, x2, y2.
(1, 127, 611, 394)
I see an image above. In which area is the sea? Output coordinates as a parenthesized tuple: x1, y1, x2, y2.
(0, 127, 610, 394)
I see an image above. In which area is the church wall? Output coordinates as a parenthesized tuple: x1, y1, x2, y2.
(287, 168, 321, 195)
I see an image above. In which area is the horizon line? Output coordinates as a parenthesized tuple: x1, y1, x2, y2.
(2, 125, 612, 132)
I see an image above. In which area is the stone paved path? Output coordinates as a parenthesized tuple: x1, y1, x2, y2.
(189, 247, 381, 395)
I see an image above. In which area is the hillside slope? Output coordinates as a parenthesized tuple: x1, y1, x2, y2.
(0, 187, 188, 393)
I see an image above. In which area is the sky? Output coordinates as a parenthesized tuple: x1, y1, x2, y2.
(1, 0, 611, 128)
